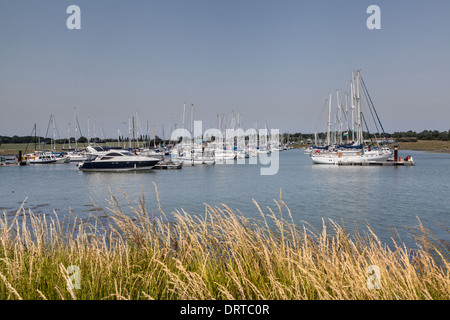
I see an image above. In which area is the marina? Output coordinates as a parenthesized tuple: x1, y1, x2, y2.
(0, 147, 448, 251)
(1, 1, 449, 302)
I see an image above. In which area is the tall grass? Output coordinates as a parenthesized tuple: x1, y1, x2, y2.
(0, 186, 449, 300)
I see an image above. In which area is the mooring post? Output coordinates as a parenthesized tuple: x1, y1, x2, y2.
(17, 150, 26, 166)
(393, 145, 398, 162)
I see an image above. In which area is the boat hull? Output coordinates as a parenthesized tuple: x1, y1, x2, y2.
(311, 150, 392, 165)
(69, 155, 88, 162)
(28, 156, 69, 164)
(28, 159, 57, 164)
(79, 159, 159, 171)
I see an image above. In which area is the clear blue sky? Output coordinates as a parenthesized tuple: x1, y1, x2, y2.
(1, 0, 449, 138)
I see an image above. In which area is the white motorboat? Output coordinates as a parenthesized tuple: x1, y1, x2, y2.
(28, 151, 70, 164)
(67, 150, 89, 162)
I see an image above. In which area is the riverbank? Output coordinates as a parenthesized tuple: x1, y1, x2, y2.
(292, 140, 450, 153)
(395, 140, 450, 153)
(0, 143, 74, 155)
(0, 189, 448, 300)
(1, 140, 450, 156)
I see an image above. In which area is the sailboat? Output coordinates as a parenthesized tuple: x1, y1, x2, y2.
(171, 103, 215, 166)
(64, 107, 90, 162)
(28, 115, 70, 164)
(310, 70, 393, 165)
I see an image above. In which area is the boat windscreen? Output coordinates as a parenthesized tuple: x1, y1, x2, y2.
(86, 154, 98, 161)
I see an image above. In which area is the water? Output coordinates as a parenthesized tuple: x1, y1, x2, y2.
(1, 149, 449, 249)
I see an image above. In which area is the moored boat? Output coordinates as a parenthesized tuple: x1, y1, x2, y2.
(310, 70, 393, 165)
(311, 147, 392, 164)
(28, 151, 70, 164)
(78, 149, 160, 171)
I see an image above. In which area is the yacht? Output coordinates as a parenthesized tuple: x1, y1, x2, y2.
(310, 70, 393, 165)
(66, 150, 89, 162)
(78, 149, 160, 171)
(311, 147, 392, 164)
(28, 151, 69, 164)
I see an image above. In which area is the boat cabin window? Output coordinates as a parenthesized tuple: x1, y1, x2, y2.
(105, 152, 123, 157)
(99, 152, 127, 160)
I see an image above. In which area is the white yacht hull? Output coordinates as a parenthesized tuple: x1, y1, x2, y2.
(311, 149, 392, 165)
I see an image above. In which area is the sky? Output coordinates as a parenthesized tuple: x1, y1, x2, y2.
(1, 0, 449, 139)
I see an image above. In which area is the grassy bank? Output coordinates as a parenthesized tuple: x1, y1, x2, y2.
(2, 140, 450, 155)
(1, 188, 449, 300)
(0, 143, 71, 155)
(293, 140, 450, 153)
(395, 140, 450, 153)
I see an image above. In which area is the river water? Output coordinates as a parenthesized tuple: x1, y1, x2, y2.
(1, 149, 449, 249)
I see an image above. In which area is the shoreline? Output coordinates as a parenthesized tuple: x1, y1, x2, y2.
(394, 140, 450, 154)
(294, 140, 450, 154)
(1, 140, 450, 156)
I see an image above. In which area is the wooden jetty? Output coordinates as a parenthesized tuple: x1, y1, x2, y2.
(153, 159, 182, 169)
(337, 160, 415, 166)
(0, 151, 27, 166)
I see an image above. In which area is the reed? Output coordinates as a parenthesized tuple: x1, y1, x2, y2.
(0, 186, 449, 300)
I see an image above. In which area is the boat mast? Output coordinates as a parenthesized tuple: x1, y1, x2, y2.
(216, 113, 219, 150)
(190, 103, 194, 136)
(314, 127, 318, 146)
(132, 116, 136, 149)
(66, 122, 71, 149)
(182, 102, 186, 130)
(135, 112, 140, 149)
(337, 90, 342, 145)
(146, 120, 150, 148)
(345, 92, 349, 143)
(327, 94, 331, 146)
(34, 123, 37, 151)
(42, 115, 52, 151)
(74, 108, 77, 150)
(191, 103, 194, 154)
(357, 70, 363, 145)
(93, 120, 97, 144)
(73, 107, 78, 150)
(351, 75, 355, 143)
(52, 115, 57, 152)
(128, 117, 132, 148)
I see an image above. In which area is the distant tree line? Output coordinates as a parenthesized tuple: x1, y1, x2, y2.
(1, 129, 449, 146)
(390, 130, 450, 142)
(284, 129, 450, 143)
(0, 135, 170, 147)
(0, 135, 88, 145)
